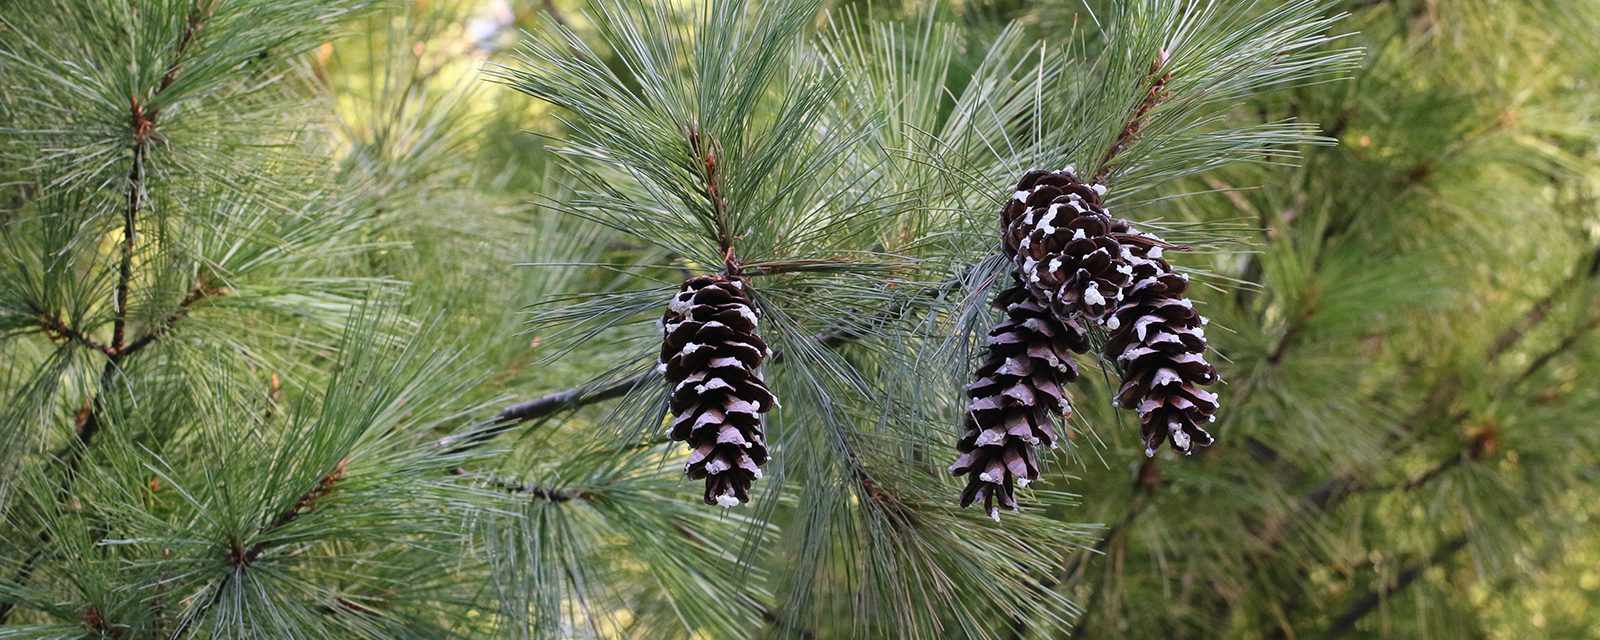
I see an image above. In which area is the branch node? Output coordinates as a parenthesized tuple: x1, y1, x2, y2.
(236, 458, 349, 566)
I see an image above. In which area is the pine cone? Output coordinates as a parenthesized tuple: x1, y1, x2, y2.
(1003, 167, 1132, 323)
(950, 280, 1087, 520)
(1103, 221, 1219, 456)
(659, 274, 775, 506)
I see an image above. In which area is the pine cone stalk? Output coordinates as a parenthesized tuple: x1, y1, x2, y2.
(659, 274, 775, 506)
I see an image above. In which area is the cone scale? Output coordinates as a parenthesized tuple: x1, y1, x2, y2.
(1103, 221, 1219, 456)
(659, 274, 775, 506)
(950, 280, 1086, 520)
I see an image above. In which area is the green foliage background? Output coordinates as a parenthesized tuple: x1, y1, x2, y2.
(2, 0, 1597, 638)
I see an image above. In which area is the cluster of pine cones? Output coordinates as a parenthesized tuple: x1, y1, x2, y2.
(653, 169, 1217, 518)
(951, 167, 1220, 520)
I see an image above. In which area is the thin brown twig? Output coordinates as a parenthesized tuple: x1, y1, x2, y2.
(1512, 314, 1600, 387)
(233, 459, 348, 567)
(451, 467, 576, 502)
(1490, 245, 1600, 360)
(158, 0, 219, 95)
(1092, 50, 1172, 184)
(114, 99, 147, 354)
(686, 121, 740, 272)
(29, 302, 115, 357)
(118, 283, 224, 358)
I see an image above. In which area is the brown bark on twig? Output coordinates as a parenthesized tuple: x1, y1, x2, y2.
(233, 459, 349, 567)
(1092, 50, 1172, 184)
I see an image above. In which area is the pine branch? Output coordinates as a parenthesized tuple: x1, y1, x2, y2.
(1092, 50, 1172, 184)
(230, 457, 342, 566)
(97, 0, 221, 440)
(446, 277, 961, 454)
(26, 280, 217, 368)
(1027, 458, 1162, 595)
(1253, 376, 1466, 552)
(1250, 240, 1600, 552)
(28, 302, 114, 357)
(1256, 445, 1487, 639)
(7, 107, 222, 620)
(1266, 303, 1317, 365)
(1322, 535, 1471, 637)
(112, 0, 217, 348)
(1251, 285, 1598, 637)
(317, 592, 394, 617)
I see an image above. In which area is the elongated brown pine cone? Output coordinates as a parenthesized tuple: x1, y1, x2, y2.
(1103, 221, 1219, 456)
(1002, 167, 1132, 323)
(949, 280, 1088, 520)
(659, 274, 775, 506)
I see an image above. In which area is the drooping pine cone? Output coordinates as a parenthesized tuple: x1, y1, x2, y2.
(1002, 167, 1132, 323)
(1103, 221, 1219, 456)
(950, 279, 1088, 520)
(659, 274, 775, 506)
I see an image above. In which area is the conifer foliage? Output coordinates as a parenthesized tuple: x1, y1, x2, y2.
(7, 0, 1595, 639)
